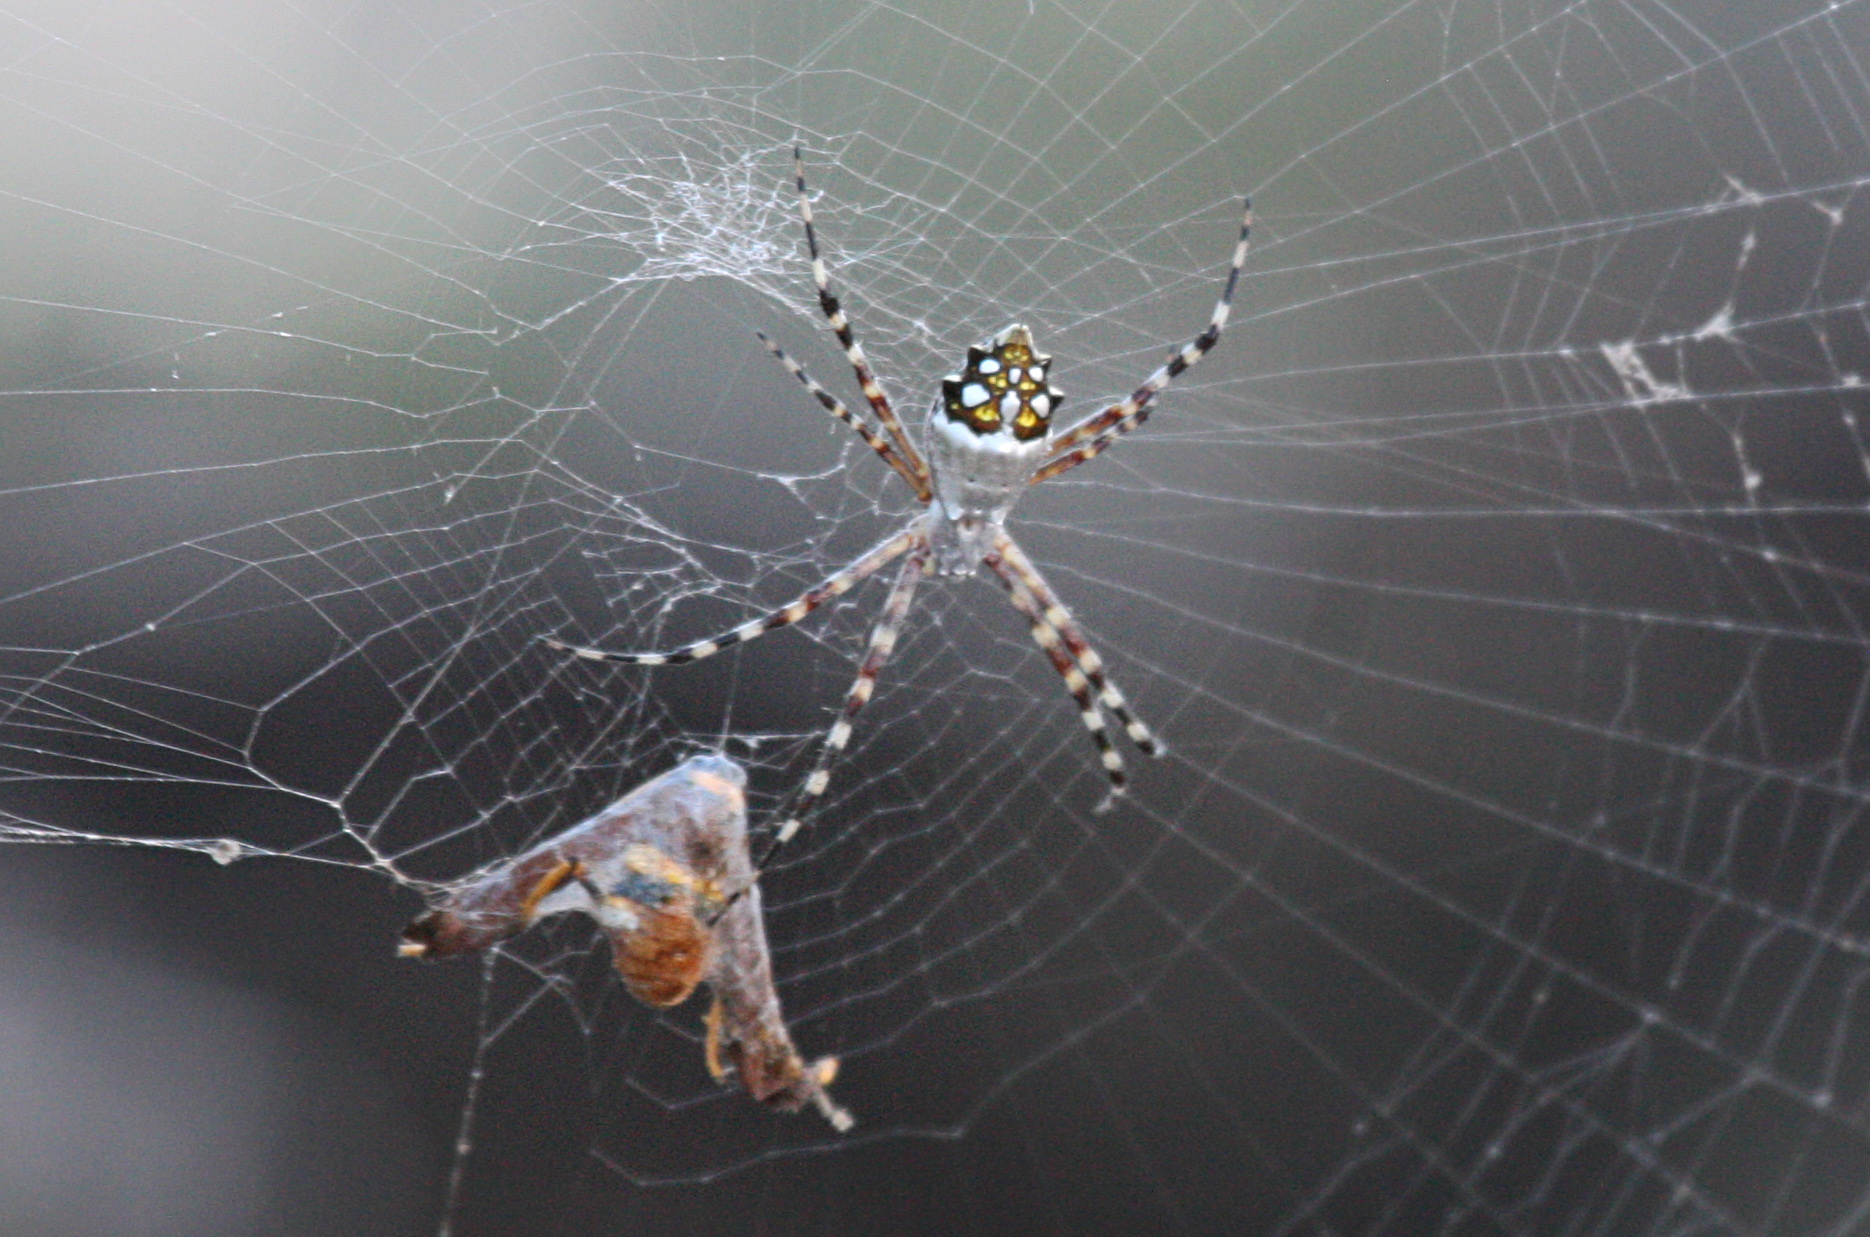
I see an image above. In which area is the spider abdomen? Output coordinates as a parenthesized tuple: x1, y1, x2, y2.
(937, 324, 1063, 442)
(925, 409, 1047, 574)
(925, 322, 1061, 571)
(928, 404, 1047, 505)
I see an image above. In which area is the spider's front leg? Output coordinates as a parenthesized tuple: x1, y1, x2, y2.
(983, 532, 1160, 808)
(990, 531, 1158, 756)
(546, 521, 932, 869)
(762, 538, 930, 864)
(983, 547, 1130, 802)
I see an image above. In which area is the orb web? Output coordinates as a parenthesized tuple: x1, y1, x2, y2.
(2, 0, 1868, 1232)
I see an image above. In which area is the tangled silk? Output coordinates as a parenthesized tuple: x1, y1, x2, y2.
(400, 754, 850, 1130)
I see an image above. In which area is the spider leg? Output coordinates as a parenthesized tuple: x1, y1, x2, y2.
(1028, 419, 1131, 481)
(981, 546, 1128, 803)
(545, 528, 916, 666)
(762, 540, 930, 863)
(1033, 196, 1251, 485)
(989, 530, 1160, 756)
(755, 330, 932, 501)
(791, 147, 932, 490)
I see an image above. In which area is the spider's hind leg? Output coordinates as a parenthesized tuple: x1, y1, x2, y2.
(755, 330, 931, 501)
(789, 147, 931, 492)
(1034, 195, 1252, 483)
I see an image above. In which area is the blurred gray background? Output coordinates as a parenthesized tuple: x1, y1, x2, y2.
(3, 0, 1869, 1233)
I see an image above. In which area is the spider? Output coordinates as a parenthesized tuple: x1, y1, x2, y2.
(549, 150, 1251, 859)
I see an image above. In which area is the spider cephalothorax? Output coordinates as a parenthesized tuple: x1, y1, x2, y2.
(550, 150, 1251, 860)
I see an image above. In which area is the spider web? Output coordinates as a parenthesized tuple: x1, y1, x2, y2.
(2, 0, 1868, 1232)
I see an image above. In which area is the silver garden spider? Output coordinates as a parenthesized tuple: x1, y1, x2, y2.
(550, 149, 1251, 860)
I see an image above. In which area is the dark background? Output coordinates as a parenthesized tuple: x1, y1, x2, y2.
(3, 0, 1869, 1232)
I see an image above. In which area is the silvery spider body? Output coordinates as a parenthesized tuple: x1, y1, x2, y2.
(548, 148, 1249, 859)
(925, 324, 1065, 576)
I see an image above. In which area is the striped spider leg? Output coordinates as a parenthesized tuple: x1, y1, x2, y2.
(549, 149, 1252, 865)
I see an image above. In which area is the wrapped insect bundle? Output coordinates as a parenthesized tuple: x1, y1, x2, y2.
(400, 754, 850, 1129)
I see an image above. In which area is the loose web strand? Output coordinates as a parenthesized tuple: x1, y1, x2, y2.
(436, 951, 499, 1237)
